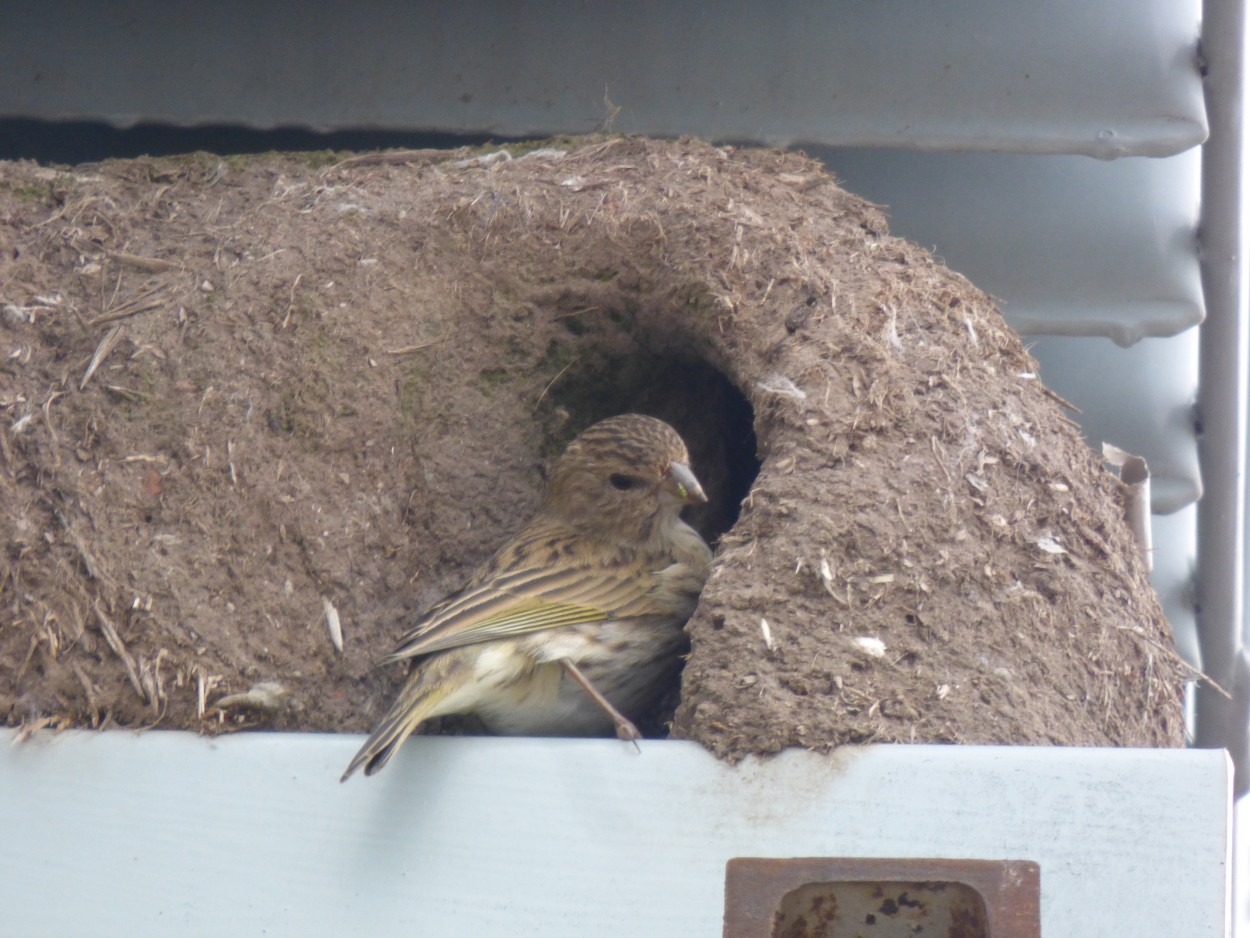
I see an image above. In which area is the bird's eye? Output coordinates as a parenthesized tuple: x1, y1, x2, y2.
(609, 473, 640, 490)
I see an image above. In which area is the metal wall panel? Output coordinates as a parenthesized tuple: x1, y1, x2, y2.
(0, 1, 1205, 156)
(819, 149, 1204, 345)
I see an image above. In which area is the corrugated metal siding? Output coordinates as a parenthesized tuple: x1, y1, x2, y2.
(818, 150, 1204, 345)
(0, 1, 1207, 156)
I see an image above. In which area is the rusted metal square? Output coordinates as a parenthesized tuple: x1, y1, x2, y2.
(724, 857, 1040, 937)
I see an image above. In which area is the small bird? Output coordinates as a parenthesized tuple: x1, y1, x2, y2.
(341, 413, 713, 781)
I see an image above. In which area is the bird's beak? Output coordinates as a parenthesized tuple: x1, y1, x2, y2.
(663, 460, 707, 505)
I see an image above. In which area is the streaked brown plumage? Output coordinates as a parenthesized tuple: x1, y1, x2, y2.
(341, 414, 712, 781)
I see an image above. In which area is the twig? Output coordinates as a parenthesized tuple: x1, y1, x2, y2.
(87, 284, 167, 326)
(70, 661, 101, 726)
(279, 274, 302, 329)
(196, 669, 223, 719)
(328, 149, 468, 171)
(94, 601, 147, 704)
(80, 325, 123, 390)
(1117, 625, 1230, 698)
(385, 337, 446, 356)
(50, 504, 101, 579)
(535, 355, 580, 406)
(1040, 385, 1082, 414)
(211, 681, 290, 713)
(108, 251, 180, 273)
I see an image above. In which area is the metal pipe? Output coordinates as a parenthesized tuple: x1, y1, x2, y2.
(1195, 0, 1249, 795)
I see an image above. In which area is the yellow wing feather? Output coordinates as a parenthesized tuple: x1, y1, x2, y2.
(384, 525, 660, 662)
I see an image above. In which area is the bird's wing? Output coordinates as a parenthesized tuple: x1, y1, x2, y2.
(384, 538, 662, 662)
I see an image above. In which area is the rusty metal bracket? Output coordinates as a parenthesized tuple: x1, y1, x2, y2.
(724, 857, 1040, 937)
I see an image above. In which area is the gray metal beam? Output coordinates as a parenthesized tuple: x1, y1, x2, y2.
(0, 1, 1205, 157)
(1195, 0, 1249, 796)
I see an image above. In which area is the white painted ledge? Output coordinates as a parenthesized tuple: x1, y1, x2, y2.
(0, 731, 1230, 937)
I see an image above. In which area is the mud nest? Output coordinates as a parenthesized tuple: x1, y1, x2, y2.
(0, 136, 1184, 758)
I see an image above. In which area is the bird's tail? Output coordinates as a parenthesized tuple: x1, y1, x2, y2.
(340, 676, 451, 782)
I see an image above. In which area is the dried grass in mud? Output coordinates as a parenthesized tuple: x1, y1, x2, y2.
(0, 136, 1184, 759)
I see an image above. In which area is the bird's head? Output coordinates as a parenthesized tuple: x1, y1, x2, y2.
(543, 414, 706, 547)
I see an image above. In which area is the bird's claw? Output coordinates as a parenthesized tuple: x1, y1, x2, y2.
(615, 718, 643, 752)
